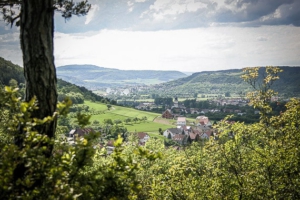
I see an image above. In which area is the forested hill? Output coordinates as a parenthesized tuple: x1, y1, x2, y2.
(0, 57, 25, 85)
(155, 67, 300, 97)
(0, 57, 112, 103)
(56, 64, 188, 89)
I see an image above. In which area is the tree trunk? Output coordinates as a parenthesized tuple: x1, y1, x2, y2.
(20, 0, 57, 139)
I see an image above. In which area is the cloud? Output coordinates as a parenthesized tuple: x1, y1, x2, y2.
(54, 0, 300, 33)
(54, 26, 300, 72)
(257, 36, 268, 41)
(1, 0, 299, 71)
(85, 4, 99, 24)
(0, 25, 22, 66)
(216, 0, 296, 25)
(255, 0, 300, 26)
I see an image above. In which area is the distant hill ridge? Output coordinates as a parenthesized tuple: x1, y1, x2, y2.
(1, 56, 299, 97)
(56, 64, 188, 89)
(0, 57, 111, 103)
(57, 64, 108, 71)
(0, 57, 24, 85)
(156, 66, 300, 97)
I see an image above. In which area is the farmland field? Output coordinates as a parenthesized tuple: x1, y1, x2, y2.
(84, 101, 174, 133)
(124, 121, 173, 132)
(85, 101, 108, 111)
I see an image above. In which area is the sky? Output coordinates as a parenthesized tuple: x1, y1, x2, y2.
(0, 0, 300, 72)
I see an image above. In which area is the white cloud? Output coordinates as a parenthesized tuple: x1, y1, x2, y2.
(148, 0, 210, 17)
(85, 4, 99, 25)
(54, 26, 300, 72)
(1, 1, 300, 71)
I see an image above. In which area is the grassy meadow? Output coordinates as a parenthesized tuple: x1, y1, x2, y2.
(84, 101, 174, 133)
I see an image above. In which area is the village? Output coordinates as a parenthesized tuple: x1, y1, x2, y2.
(66, 114, 217, 154)
(64, 95, 284, 154)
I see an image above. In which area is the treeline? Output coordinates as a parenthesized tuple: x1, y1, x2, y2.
(0, 57, 24, 85)
(154, 97, 173, 106)
(0, 56, 116, 105)
(183, 99, 210, 109)
(57, 79, 117, 105)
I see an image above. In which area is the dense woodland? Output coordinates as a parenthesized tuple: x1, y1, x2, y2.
(0, 1, 300, 199)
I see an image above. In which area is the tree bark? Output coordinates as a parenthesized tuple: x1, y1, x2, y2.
(20, 0, 57, 139)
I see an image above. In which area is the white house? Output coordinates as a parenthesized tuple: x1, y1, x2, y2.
(137, 132, 150, 145)
(196, 116, 209, 124)
(177, 117, 186, 126)
(163, 128, 183, 139)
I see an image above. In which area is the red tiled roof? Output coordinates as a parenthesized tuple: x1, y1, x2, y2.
(173, 134, 185, 141)
(74, 128, 95, 137)
(189, 132, 198, 140)
(137, 132, 148, 139)
(205, 130, 212, 137)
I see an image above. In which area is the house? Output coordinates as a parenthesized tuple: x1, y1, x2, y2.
(201, 109, 210, 114)
(163, 128, 183, 139)
(177, 117, 186, 126)
(190, 108, 200, 114)
(68, 129, 76, 138)
(179, 125, 191, 135)
(162, 109, 173, 119)
(196, 121, 212, 129)
(187, 131, 200, 143)
(106, 140, 115, 154)
(135, 102, 154, 110)
(69, 127, 95, 139)
(196, 116, 209, 125)
(135, 103, 147, 110)
(137, 132, 150, 145)
(200, 131, 211, 140)
(172, 134, 187, 145)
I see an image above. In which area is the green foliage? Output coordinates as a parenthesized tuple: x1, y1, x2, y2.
(58, 92, 85, 104)
(134, 66, 300, 199)
(154, 97, 173, 106)
(0, 57, 25, 85)
(0, 85, 151, 199)
(103, 118, 114, 125)
(225, 91, 231, 97)
(1, 67, 300, 199)
(75, 112, 91, 127)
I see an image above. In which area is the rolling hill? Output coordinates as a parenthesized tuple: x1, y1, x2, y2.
(145, 67, 300, 98)
(0, 57, 113, 103)
(0, 57, 25, 85)
(1, 56, 299, 99)
(56, 64, 188, 89)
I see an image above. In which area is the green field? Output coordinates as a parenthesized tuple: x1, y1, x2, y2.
(84, 101, 174, 133)
(85, 101, 108, 111)
(124, 121, 172, 132)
